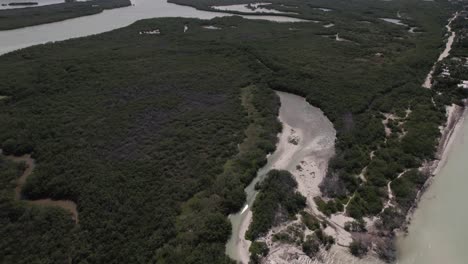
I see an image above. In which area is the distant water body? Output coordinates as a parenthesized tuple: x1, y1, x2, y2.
(2, 1, 467, 263)
(397, 111, 468, 264)
(0, 0, 65, 10)
(0, 0, 305, 55)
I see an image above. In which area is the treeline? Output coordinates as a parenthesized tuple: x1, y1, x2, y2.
(342, 18, 467, 251)
(432, 14, 468, 103)
(0, 0, 131, 30)
(155, 85, 281, 263)
(451, 7, 468, 58)
(231, 0, 459, 229)
(0, 17, 278, 263)
(177, 0, 468, 247)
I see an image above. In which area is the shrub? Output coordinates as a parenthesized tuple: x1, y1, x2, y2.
(349, 239, 369, 257)
(249, 241, 269, 264)
(301, 211, 321, 231)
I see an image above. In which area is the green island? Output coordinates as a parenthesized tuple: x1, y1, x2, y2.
(7, 2, 39, 7)
(0, 0, 131, 30)
(0, 0, 467, 263)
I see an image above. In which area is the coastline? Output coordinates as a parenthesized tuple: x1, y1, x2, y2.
(166, 0, 310, 22)
(0, 1, 462, 263)
(400, 7, 463, 233)
(0, 0, 133, 31)
(401, 102, 466, 231)
(253, 85, 467, 264)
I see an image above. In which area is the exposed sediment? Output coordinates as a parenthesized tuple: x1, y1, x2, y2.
(235, 91, 384, 264)
(4, 153, 79, 224)
(226, 91, 337, 263)
(422, 12, 458, 88)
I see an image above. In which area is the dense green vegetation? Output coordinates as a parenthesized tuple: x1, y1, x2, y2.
(0, 0, 131, 30)
(8, 2, 38, 7)
(160, 85, 281, 263)
(246, 170, 337, 262)
(0, 17, 282, 263)
(0, 157, 75, 263)
(451, 9, 468, 57)
(349, 238, 369, 257)
(246, 170, 305, 240)
(301, 211, 320, 231)
(249, 241, 269, 264)
(346, 185, 384, 219)
(314, 196, 343, 216)
(392, 169, 427, 210)
(432, 11, 468, 103)
(0, 0, 464, 262)
(170, 0, 462, 225)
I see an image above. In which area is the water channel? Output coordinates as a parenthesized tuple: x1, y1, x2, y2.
(226, 91, 336, 263)
(0, 0, 306, 55)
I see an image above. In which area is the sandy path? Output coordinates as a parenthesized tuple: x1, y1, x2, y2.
(380, 170, 409, 214)
(5, 153, 79, 224)
(422, 12, 458, 88)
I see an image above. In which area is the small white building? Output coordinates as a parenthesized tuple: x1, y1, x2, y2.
(457, 80, 468, 89)
(139, 29, 160, 35)
(441, 67, 450, 77)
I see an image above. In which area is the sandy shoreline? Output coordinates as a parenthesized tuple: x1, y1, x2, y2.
(227, 120, 292, 264)
(227, 92, 337, 263)
(230, 100, 466, 264)
(233, 210, 253, 264)
(401, 103, 466, 229)
(314, 106, 468, 264)
(249, 92, 382, 264)
(230, 21, 465, 259)
(244, 104, 467, 264)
